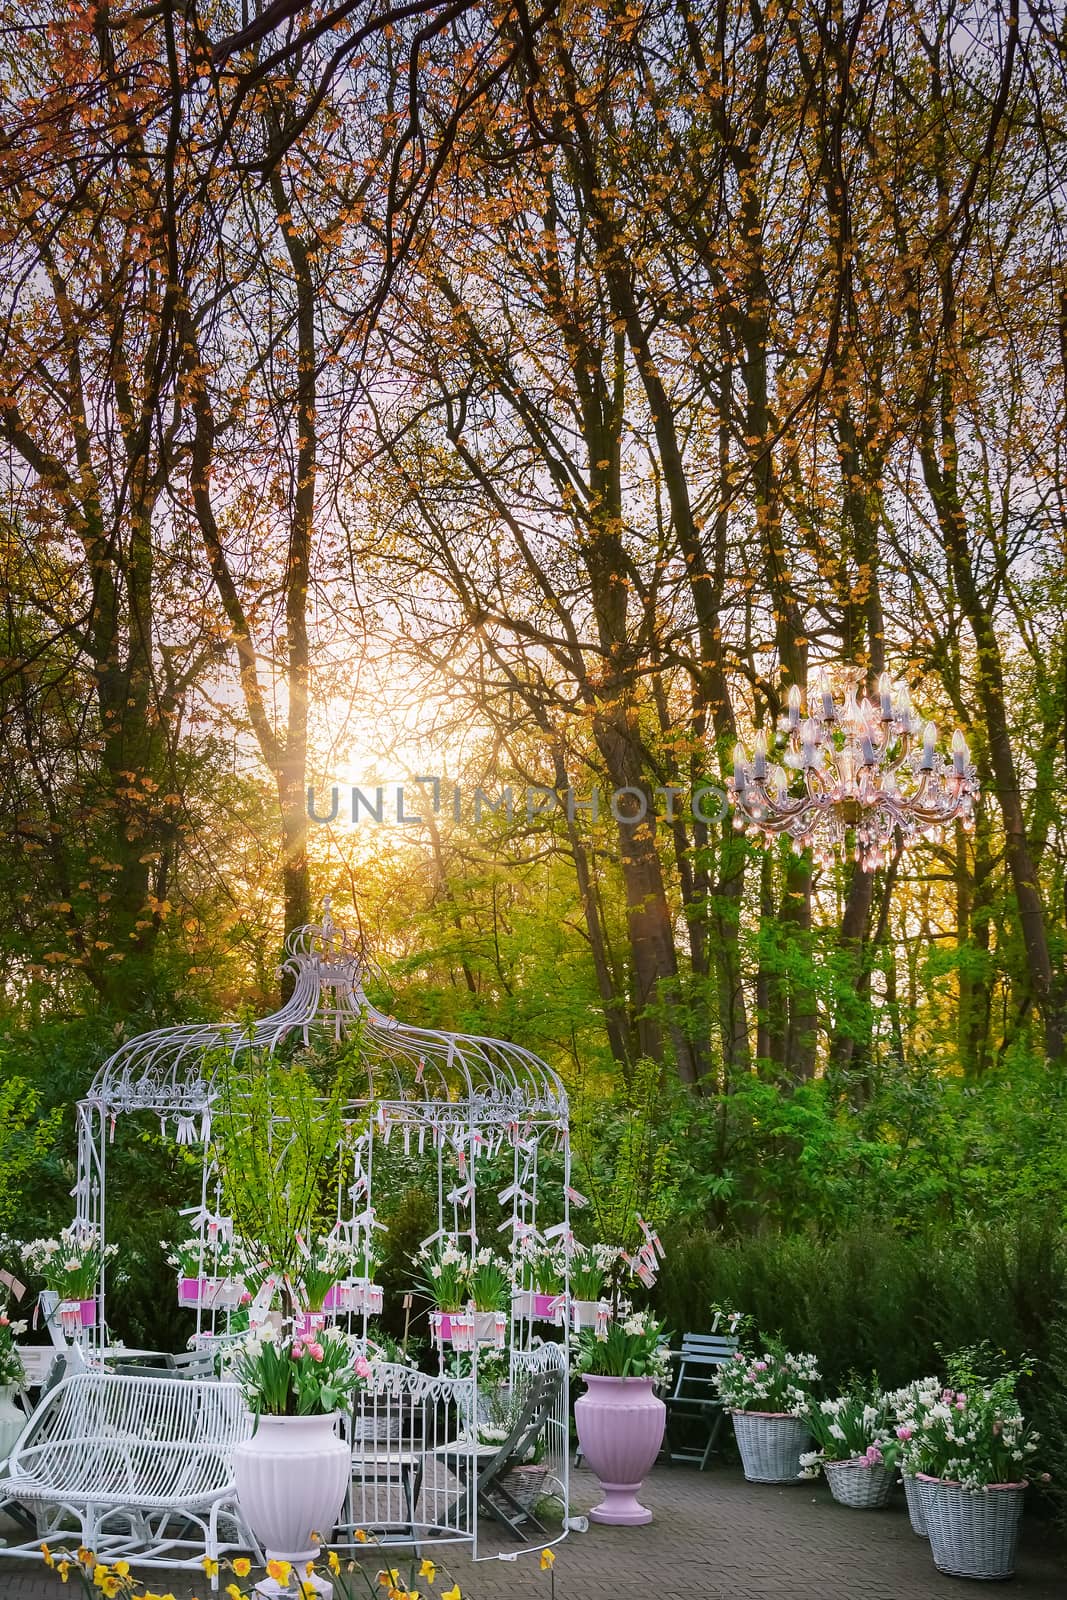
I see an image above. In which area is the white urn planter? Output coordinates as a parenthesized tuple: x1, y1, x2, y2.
(0, 1384, 25, 1461)
(234, 1411, 350, 1596)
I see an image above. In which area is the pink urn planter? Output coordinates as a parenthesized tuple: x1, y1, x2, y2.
(574, 1374, 666, 1526)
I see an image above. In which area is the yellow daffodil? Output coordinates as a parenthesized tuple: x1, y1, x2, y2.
(540, 1549, 556, 1570)
(418, 1559, 436, 1583)
(93, 1564, 111, 1588)
(328, 1552, 341, 1574)
(441, 1585, 462, 1600)
(113, 1561, 130, 1578)
(202, 1557, 220, 1578)
(266, 1560, 292, 1585)
(100, 1579, 122, 1599)
(378, 1568, 400, 1588)
(299, 1584, 317, 1600)
(78, 1549, 95, 1569)
(58, 1563, 71, 1586)
(41, 1544, 55, 1569)
(355, 1528, 369, 1544)
(226, 1586, 243, 1599)
(233, 1558, 252, 1578)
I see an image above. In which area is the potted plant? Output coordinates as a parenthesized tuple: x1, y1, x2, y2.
(907, 1355, 1041, 1581)
(568, 1243, 617, 1331)
(715, 1341, 819, 1484)
(800, 1382, 899, 1508)
(228, 1323, 371, 1578)
(887, 1374, 942, 1535)
(468, 1247, 508, 1345)
(417, 1237, 471, 1345)
(294, 1234, 355, 1336)
(20, 1228, 117, 1333)
(573, 1309, 671, 1525)
(167, 1232, 246, 1311)
(0, 1307, 27, 1459)
(324, 1239, 384, 1317)
(512, 1243, 565, 1322)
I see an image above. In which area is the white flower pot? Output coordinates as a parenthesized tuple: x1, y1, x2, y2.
(0, 1384, 25, 1461)
(234, 1411, 350, 1577)
(571, 1298, 609, 1334)
(471, 1310, 506, 1347)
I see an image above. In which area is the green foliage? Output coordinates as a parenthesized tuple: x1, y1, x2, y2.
(593, 1055, 1067, 1235)
(572, 1056, 675, 1246)
(0, 1072, 62, 1237)
(209, 1042, 356, 1298)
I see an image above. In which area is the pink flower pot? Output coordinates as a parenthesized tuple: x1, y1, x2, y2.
(322, 1284, 344, 1312)
(533, 1293, 562, 1321)
(57, 1299, 97, 1334)
(178, 1276, 203, 1307)
(432, 1311, 474, 1350)
(574, 1374, 666, 1526)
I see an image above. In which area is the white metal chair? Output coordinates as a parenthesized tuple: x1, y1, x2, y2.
(0, 1372, 256, 1587)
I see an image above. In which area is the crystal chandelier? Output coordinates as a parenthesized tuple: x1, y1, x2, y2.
(727, 672, 979, 871)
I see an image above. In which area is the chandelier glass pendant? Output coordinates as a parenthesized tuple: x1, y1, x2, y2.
(728, 671, 980, 871)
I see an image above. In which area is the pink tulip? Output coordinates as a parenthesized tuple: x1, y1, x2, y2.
(291, 1343, 305, 1359)
(896, 1426, 913, 1441)
(354, 1356, 372, 1379)
(307, 1341, 324, 1362)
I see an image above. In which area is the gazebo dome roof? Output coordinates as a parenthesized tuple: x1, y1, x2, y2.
(86, 903, 568, 1124)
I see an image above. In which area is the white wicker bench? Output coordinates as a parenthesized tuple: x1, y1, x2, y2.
(0, 1373, 256, 1586)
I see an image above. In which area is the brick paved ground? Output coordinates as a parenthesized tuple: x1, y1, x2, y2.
(0, 1464, 1062, 1600)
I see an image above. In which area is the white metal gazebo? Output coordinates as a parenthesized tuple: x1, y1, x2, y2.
(71, 900, 574, 1560)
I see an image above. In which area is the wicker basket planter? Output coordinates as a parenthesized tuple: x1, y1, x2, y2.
(917, 1475, 1026, 1580)
(731, 1411, 811, 1484)
(497, 1463, 548, 1514)
(823, 1457, 895, 1509)
(902, 1473, 928, 1536)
